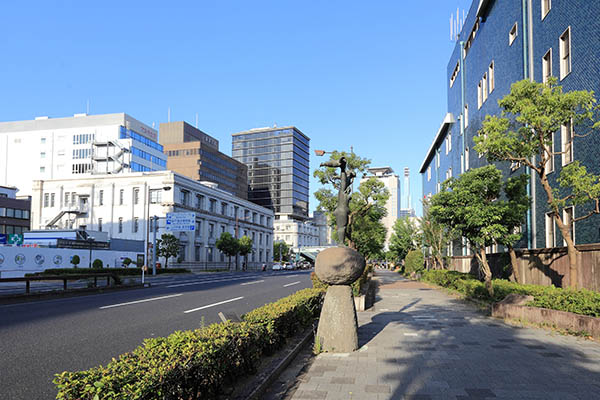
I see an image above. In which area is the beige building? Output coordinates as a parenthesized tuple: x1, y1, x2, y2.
(160, 122, 248, 200)
(361, 167, 401, 250)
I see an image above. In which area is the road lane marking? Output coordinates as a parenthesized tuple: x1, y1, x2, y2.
(283, 281, 301, 287)
(404, 333, 419, 336)
(167, 277, 246, 288)
(183, 296, 244, 314)
(99, 294, 183, 309)
(241, 280, 264, 286)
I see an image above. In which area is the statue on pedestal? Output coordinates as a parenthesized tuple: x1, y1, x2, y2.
(315, 155, 365, 353)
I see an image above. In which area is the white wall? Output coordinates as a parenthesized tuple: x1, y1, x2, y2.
(0, 246, 140, 278)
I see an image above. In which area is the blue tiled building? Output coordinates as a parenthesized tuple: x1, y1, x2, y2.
(420, 0, 600, 252)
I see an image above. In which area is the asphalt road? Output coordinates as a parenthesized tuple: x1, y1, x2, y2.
(0, 269, 313, 399)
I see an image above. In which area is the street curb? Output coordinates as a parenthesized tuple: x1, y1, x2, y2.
(0, 283, 147, 304)
(245, 325, 314, 400)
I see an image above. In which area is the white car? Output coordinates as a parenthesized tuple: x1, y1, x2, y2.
(284, 262, 295, 270)
(272, 263, 283, 271)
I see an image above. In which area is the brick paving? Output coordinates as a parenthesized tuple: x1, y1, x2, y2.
(288, 271, 600, 400)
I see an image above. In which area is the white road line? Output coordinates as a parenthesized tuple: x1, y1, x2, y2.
(283, 281, 301, 287)
(404, 333, 419, 336)
(183, 296, 244, 314)
(241, 280, 264, 286)
(99, 294, 183, 309)
(167, 276, 247, 288)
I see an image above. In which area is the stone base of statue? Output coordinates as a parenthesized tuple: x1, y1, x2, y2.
(315, 246, 366, 353)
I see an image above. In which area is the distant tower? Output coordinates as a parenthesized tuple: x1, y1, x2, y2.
(404, 167, 411, 209)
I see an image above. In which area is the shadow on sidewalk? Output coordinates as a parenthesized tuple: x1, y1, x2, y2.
(356, 294, 600, 399)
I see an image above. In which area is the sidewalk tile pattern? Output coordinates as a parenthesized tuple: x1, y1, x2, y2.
(290, 272, 600, 400)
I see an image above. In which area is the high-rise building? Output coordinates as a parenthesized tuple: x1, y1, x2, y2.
(420, 0, 600, 250)
(361, 166, 400, 249)
(0, 113, 167, 196)
(159, 122, 248, 199)
(232, 126, 310, 220)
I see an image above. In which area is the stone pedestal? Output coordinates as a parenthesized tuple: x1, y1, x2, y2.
(316, 285, 359, 352)
(314, 246, 365, 353)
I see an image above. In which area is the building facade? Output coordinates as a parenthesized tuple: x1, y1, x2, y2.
(274, 215, 320, 251)
(361, 167, 401, 249)
(0, 186, 30, 238)
(0, 113, 167, 196)
(159, 122, 248, 199)
(30, 171, 274, 270)
(420, 0, 600, 251)
(232, 126, 310, 220)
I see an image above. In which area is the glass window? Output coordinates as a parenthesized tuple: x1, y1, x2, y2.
(560, 27, 571, 79)
(6, 208, 15, 218)
(118, 217, 123, 233)
(133, 188, 140, 205)
(119, 189, 124, 205)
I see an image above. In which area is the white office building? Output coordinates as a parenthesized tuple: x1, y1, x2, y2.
(361, 166, 401, 250)
(0, 113, 167, 196)
(273, 211, 334, 251)
(30, 171, 274, 271)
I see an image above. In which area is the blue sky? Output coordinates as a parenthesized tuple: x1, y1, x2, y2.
(1, 0, 472, 215)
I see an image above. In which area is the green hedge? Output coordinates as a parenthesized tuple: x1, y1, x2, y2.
(421, 270, 600, 317)
(27, 268, 190, 277)
(54, 288, 325, 400)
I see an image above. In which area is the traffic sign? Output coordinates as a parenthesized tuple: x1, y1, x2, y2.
(165, 212, 196, 232)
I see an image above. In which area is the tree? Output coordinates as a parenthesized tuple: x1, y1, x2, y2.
(238, 235, 253, 269)
(92, 259, 103, 269)
(216, 232, 239, 270)
(429, 165, 517, 296)
(71, 255, 80, 268)
(497, 174, 530, 282)
(156, 233, 180, 269)
(421, 198, 454, 270)
(314, 151, 389, 252)
(273, 241, 289, 262)
(389, 217, 420, 263)
(476, 78, 600, 288)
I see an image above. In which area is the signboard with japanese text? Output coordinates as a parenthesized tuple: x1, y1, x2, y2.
(165, 212, 196, 232)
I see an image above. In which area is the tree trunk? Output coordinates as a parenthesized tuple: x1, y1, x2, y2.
(476, 247, 494, 298)
(540, 173, 579, 289)
(228, 255, 231, 271)
(507, 245, 519, 283)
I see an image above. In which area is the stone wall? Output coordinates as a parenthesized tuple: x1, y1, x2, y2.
(447, 244, 600, 291)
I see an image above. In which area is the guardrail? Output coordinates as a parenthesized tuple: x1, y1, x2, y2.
(0, 273, 120, 294)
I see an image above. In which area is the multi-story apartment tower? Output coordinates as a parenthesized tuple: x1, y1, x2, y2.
(420, 0, 600, 250)
(0, 113, 167, 196)
(232, 126, 310, 221)
(361, 167, 401, 249)
(159, 122, 248, 199)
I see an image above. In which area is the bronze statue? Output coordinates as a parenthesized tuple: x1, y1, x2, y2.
(320, 156, 356, 245)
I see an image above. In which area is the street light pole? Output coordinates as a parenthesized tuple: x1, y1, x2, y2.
(146, 186, 171, 276)
(152, 216, 158, 276)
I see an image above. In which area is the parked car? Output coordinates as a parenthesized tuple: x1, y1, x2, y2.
(284, 262, 295, 270)
(272, 263, 283, 271)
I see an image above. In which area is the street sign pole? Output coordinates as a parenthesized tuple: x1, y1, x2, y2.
(152, 216, 158, 276)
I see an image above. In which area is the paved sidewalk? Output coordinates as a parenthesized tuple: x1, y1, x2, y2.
(289, 271, 600, 400)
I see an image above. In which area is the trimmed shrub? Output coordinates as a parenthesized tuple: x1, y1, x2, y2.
(310, 272, 328, 290)
(71, 255, 80, 267)
(92, 259, 103, 269)
(421, 270, 600, 317)
(404, 250, 425, 275)
(54, 288, 325, 399)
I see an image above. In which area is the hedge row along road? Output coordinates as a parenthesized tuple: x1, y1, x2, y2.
(0, 270, 312, 400)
